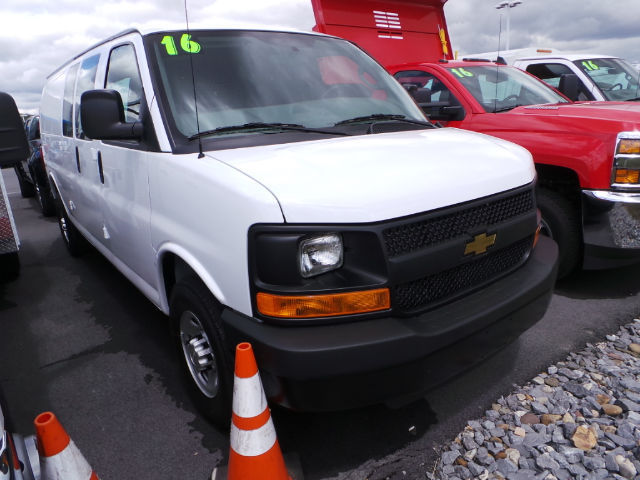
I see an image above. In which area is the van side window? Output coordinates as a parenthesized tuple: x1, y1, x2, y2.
(75, 55, 100, 139)
(105, 44, 143, 123)
(62, 63, 79, 137)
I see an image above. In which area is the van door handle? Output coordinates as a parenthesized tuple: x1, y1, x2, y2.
(75, 146, 81, 173)
(97, 151, 104, 184)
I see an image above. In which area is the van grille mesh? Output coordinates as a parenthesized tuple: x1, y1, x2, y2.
(391, 235, 533, 313)
(383, 190, 534, 258)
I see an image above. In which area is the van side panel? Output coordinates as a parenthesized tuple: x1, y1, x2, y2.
(41, 65, 80, 212)
(40, 70, 65, 137)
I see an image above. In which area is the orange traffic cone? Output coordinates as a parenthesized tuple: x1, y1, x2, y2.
(34, 411, 99, 480)
(226, 342, 291, 480)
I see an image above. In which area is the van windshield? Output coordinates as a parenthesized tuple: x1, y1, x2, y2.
(573, 58, 640, 101)
(447, 65, 569, 113)
(145, 30, 426, 139)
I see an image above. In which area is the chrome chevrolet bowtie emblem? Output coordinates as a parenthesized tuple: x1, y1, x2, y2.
(464, 233, 497, 256)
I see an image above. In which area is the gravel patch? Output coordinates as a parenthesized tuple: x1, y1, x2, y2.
(429, 318, 640, 480)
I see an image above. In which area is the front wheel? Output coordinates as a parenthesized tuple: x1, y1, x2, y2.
(170, 278, 233, 428)
(537, 188, 582, 278)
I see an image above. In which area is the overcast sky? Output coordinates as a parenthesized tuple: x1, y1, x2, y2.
(1, 0, 638, 113)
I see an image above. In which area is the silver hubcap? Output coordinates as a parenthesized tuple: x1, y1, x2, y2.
(36, 184, 44, 206)
(179, 310, 218, 398)
(59, 215, 70, 243)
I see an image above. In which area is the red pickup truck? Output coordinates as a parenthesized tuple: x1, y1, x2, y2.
(313, 0, 640, 277)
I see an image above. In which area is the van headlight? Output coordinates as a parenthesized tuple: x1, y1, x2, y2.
(298, 233, 343, 278)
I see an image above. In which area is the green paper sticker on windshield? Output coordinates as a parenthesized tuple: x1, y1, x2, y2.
(161, 34, 202, 55)
(582, 60, 599, 71)
(451, 68, 474, 78)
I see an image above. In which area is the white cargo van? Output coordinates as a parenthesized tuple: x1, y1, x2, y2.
(40, 26, 558, 425)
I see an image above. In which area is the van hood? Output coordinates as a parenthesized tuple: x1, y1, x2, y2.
(207, 128, 535, 223)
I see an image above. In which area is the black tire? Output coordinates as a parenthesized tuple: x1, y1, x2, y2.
(55, 194, 84, 257)
(0, 252, 20, 282)
(14, 164, 35, 198)
(537, 188, 582, 278)
(170, 278, 233, 428)
(31, 168, 56, 217)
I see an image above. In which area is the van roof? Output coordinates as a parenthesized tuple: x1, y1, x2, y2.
(48, 23, 327, 78)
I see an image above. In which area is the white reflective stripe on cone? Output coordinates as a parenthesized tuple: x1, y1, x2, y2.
(39, 440, 93, 480)
(233, 372, 268, 418)
(230, 416, 277, 457)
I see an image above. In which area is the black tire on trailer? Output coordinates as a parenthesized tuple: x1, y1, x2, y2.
(0, 251, 20, 282)
(537, 188, 582, 278)
(170, 277, 234, 428)
(55, 192, 84, 257)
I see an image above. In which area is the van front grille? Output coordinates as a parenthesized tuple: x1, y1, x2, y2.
(391, 235, 533, 313)
(383, 190, 534, 258)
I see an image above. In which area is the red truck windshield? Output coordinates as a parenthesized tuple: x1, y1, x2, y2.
(446, 65, 569, 113)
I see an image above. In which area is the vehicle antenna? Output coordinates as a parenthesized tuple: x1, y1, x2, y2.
(494, 15, 503, 113)
(184, 0, 204, 159)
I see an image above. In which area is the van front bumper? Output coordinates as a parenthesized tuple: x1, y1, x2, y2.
(582, 190, 640, 269)
(222, 236, 558, 411)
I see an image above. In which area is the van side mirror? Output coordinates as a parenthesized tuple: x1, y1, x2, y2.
(81, 90, 143, 140)
(0, 92, 30, 169)
(557, 74, 580, 102)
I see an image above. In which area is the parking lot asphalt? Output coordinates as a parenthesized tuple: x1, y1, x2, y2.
(1, 168, 639, 480)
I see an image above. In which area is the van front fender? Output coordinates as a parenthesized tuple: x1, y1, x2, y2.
(156, 243, 227, 316)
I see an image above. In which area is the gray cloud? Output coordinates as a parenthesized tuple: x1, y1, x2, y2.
(445, 0, 639, 61)
(1, 0, 638, 113)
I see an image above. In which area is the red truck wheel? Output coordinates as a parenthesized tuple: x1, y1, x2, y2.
(537, 189, 582, 278)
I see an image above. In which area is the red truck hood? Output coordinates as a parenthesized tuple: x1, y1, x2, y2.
(553, 101, 640, 120)
(311, 0, 452, 65)
(511, 101, 640, 127)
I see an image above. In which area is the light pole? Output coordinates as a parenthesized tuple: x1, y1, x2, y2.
(496, 1, 522, 51)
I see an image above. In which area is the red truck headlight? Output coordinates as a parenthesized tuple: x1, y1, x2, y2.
(612, 133, 640, 188)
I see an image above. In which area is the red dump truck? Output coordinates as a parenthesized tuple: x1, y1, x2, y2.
(313, 0, 640, 277)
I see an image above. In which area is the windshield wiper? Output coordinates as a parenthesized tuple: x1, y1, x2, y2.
(627, 97, 640, 101)
(189, 122, 350, 140)
(492, 104, 524, 113)
(334, 114, 434, 128)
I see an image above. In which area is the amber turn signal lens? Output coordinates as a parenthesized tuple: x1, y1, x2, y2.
(533, 224, 542, 249)
(257, 288, 391, 318)
(617, 139, 640, 155)
(614, 168, 640, 184)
